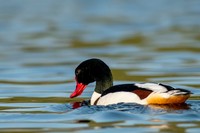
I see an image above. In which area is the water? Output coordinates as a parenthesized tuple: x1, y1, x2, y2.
(0, 0, 200, 132)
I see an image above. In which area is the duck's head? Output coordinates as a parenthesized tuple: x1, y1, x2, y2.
(70, 58, 113, 98)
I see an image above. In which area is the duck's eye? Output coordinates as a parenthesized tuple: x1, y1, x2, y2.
(75, 69, 81, 76)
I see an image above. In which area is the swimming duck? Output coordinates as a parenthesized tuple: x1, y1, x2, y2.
(70, 58, 191, 105)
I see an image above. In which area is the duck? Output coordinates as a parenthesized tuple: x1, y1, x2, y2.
(70, 58, 191, 105)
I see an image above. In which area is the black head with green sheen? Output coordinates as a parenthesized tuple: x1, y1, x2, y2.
(70, 58, 113, 98)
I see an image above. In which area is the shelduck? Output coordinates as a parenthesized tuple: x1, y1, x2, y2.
(70, 58, 191, 105)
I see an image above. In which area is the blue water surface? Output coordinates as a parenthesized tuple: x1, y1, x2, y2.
(0, 0, 200, 132)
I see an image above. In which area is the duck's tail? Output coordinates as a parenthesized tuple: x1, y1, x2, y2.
(146, 88, 191, 104)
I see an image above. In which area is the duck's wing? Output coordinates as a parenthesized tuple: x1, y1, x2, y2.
(101, 83, 191, 105)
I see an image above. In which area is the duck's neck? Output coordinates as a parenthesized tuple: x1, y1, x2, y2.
(94, 75, 113, 94)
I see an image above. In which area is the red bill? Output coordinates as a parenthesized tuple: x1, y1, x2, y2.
(70, 78, 87, 98)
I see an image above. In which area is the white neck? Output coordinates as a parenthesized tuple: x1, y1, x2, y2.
(90, 91, 101, 105)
